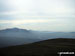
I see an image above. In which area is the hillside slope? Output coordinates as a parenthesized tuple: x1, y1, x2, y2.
(0, 38, 75, 56)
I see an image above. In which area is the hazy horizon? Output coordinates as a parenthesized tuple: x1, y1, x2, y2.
(0, 27, 74, 32)
(0, 0, 75, 32)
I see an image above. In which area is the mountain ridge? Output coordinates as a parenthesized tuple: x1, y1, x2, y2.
(0, 28, 75, 48)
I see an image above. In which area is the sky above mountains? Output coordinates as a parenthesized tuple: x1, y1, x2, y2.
(0, 0, 75, 32)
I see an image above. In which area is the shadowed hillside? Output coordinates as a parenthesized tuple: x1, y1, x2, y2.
(0, 38, 75, 56)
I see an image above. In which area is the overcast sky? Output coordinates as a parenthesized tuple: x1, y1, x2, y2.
(0, 0, 75, 32)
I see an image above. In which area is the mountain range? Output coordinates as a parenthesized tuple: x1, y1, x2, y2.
(0, 28, 75, 48)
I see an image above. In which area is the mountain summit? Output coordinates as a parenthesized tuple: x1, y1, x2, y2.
(0, 28, 29, 32)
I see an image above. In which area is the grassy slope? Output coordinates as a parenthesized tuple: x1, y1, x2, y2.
(0, 38, 75, 56)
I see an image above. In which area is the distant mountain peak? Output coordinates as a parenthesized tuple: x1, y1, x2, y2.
(0, 28, 29, 32)
(6, 28, 27, 30)
(5, 28, 21, 31)
(12, 28, 19, 30)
